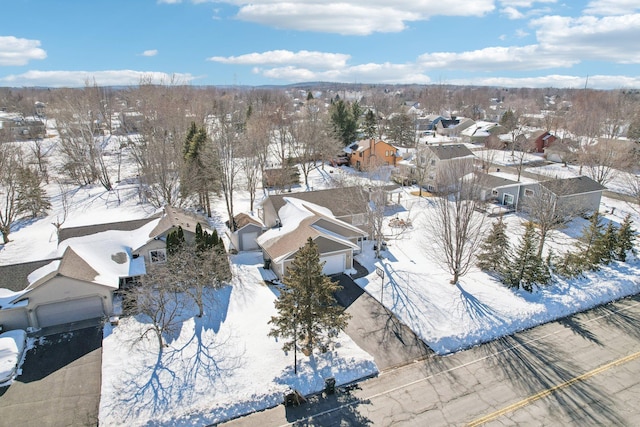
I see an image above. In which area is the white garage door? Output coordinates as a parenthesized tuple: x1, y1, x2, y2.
(36, 296, 105, 328)
(321, 254, 345, 275)
(241, 231, 259, 251)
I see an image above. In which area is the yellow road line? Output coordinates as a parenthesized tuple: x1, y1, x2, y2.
(468, 350, 640, 427)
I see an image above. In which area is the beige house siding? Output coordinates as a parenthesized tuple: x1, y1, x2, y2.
(135, 239, 167, 266)
(0, 307, 30, 331)
(13, 276, 113, 329)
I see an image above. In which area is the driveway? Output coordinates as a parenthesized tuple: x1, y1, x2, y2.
(332, 268, 432, 371)
(0, 324, 103, 427)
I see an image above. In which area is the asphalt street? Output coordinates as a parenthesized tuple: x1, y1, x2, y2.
(222, 293, 640, 426)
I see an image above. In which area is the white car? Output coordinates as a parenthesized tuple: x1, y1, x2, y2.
(0, 329, 27, 385)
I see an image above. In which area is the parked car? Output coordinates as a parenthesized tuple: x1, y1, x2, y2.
(0, 329, 27, 385)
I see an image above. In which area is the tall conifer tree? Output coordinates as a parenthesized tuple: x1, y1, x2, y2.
(269, 238, 350, 366)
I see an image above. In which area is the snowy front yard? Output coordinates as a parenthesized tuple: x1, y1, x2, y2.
(99, 252, 377, 427)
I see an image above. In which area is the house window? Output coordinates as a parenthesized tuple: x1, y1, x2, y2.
(524, 188, 535, 197)
(430, 159, 436, 166)
(385, 150, 389, 157)
(359, 152, 363, 157)
(149, 249, 167, 264)
(503, 193, 515, 206)
(492, 190, 499, 196)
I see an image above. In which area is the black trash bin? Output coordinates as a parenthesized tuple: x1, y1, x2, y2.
(325, 377, 336, 395)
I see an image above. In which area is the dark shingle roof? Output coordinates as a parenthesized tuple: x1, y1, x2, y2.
(265, 187, 371, 219)
(0, 258, 61, 291)
(428, 144, 474, 160)
(540, 176, 606, 196)
(476, 173, 519, 189)
(59, 216, 159, 242)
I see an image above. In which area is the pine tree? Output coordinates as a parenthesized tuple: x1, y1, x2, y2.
(166, 226, 185, 255)
(578, 211, 606, 270)
(477, 217, 510, 274)
(17, 165, 50, 218)
(268, 238, 351, 365)
(615, 213, 637, 262)
(504, 222, 548, 291)
(363, 109, 377, 139)
(597, 221, 618, 265)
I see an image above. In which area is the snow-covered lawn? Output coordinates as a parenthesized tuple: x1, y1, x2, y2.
(99, 252, 377, 426)
(354, 190, 640, 355)
(2, 158, 640, 426)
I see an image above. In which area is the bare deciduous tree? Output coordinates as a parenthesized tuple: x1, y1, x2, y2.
(208, 99, 244, 231)
(124, 277, 184, 352)
(0, 145, 27, 243)
(424, 162, 486, 284)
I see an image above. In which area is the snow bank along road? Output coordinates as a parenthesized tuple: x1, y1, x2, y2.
(223, 294, 640, 426)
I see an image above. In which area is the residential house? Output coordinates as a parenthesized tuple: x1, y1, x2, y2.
(259, 186, 372, 230)
(530, 130, 557, 153)
(415, 144, 475, 192)
(346, 139, 398, 171)
(257, 198, 368, 279)
(227, 213, 264, 252)
(521, 175, 605, 216)
(476, 172, 605, 216)
(0, 205, 212, 331)
(476, 173, 522, 209)
(435, 117, 475, 137)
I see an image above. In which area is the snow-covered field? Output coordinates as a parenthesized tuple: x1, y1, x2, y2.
(1, 127, 639, 425)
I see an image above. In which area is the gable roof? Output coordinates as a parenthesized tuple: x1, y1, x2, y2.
(0, 258, 61, 292)
(427, 144, 474, 160)
(540, 176, 606, 196)
(257, 198, 365, 263)
(476, 173, 519, 189)
(229, 212, 263, 231)
(149, 205, 210, 238)
(263, 186, 371, 220)
(58, 216, 159, 242)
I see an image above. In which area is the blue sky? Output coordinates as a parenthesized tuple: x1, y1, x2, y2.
(1, 0, 640, 89)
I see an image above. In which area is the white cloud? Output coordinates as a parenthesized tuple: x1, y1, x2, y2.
(258, 62, 431, 84)
(450, 74, 640, 90)
(499, 0, 556, 7)
(194, 1, 494, 35)
(584, 0, 640, 16)
(418, 45, 576, 71)
(0, 70, 195, 87)
(0, 36, 47, 66)
(515, 28, 529, 37)
(501, 6, 525, 19)
(141, 49, 158, 57)
(533, 14, 640, 63)
(208, 50, 350, 70)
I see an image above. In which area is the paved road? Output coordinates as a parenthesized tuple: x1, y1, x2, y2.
(222, 294, 640, 426)
(0, 325, 103, 427)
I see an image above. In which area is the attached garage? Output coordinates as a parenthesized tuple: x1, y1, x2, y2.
(35, 296, 106, 328)
(321, 254, 346, 275)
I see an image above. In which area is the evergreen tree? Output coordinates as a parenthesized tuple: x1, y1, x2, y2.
(17, 165, 50, 218)
(597, 221, 618, 265)
(615, 213, 637, 261)
(504, 222, 549, 291)
(329, 99, 359, 146)
(268, 238, 351, 364)
(477, 217, 510, 273)
(166, 226, 185, 255)
(578, 211, 606, 270)
(363, 109, 377, 139)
